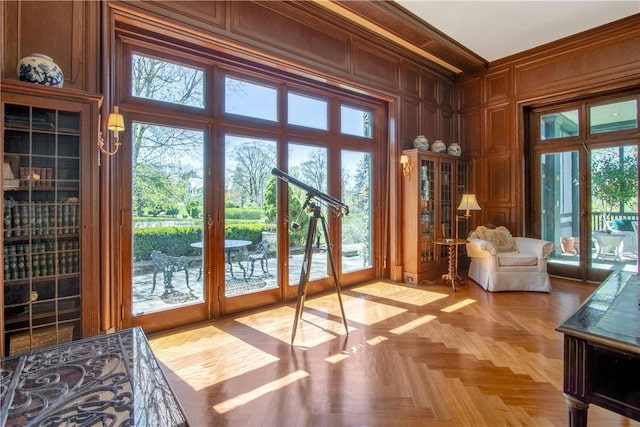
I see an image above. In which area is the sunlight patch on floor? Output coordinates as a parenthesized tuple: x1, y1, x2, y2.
(213, 370, 309, 413)
(441, 298, 476, 313)
(352, 281, 449, 306)
(339, 297, 407, 326)
(390, 314, 437, 335)
(152, 328, 280, 391)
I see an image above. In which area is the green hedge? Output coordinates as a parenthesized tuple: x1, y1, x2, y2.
(133, 224, 268, 261)
(225, 208, 263, 220)
(133, 226, 201, 261)
(224, 223, 264, 243)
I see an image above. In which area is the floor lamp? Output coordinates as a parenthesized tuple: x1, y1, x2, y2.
(455, 194, 481, 274)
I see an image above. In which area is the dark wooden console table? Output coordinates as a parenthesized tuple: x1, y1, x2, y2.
(556, 270, 640, 427)
(0, 326, 188, 426)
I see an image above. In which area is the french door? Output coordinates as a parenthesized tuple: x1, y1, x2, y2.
(118, 42, 382, 332)
(532, 96, 639, 282)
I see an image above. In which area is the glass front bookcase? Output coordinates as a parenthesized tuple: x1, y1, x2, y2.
(2, 80, 100, 356)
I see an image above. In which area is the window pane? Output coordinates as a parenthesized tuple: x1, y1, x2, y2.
(540, 110, 579, 140)
(589, 100, 638, 134)
(287, 92, 328, 130)
(225, 77, 278, 122)
(341, 151, 372, 273)
(287, 144, 328, 285)
(590, 146, 638, 270)
(131, 123, 205, 315)
(132, 54, 204, 108)
(341, 105, 372, 138)
(224, 135, 278, 297)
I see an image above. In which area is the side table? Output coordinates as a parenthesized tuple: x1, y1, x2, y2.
(434, 238, 468, 291)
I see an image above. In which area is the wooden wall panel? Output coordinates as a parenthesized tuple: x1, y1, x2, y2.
(515, 32, 640, 97)
(484, 104, 512, 154)
(230, 1, 351, 73)
(422, 70, 439, 104)
(486, 155, 513, 204)
(400, 61, 420, 96)
(352, 40, 400, 89)
(484, 69, 511, 105)
(401, 97, 421, 150)
(439, 81, 453, 110)
(482, 208, 510, 229)
(3, 0, 99, 92)
(439, 108, 455, 146)
(460, 110, 481, 155)
(457, 77, 481, 111)
(142, 1, 225, 30)
(422, 105, 437, 142)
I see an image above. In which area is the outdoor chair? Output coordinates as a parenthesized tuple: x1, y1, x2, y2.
(247, 240, 269, 278)
(150, 250, 192, 294)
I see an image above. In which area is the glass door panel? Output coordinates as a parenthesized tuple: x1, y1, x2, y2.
(287, 143, 328, 285)
(131, 123, 204, 316)
(340, 150, 371, 273)
(541, 151, 581, 275)
(590, 146, 638, 273)
(224, 135, 278, 297)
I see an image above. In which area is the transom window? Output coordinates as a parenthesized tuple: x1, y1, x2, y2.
(589, 99, 638, 134)
(287, 92, 328, 130)
(131, 54, 204, 109)
(540, 109, 579, 140)
(224, 76, 278, 122)
(340, 105, 372, 138)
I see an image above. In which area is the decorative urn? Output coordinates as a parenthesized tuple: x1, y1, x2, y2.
(447, 142, 462, 156)
(431, 140, 446, 153)
(17, 53, 64, 87)
(413, 135, 429, 150)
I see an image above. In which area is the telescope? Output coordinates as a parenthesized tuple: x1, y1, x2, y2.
(271, 168, 349, 216)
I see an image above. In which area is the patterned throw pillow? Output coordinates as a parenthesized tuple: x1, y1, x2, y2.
(472, 226, 519, 253)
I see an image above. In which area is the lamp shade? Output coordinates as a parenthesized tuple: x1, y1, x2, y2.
(107, 106, 125, 132)
(457, 194, 481, 215)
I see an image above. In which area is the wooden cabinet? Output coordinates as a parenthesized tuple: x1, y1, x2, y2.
(401, 149, 468, 285)
(1, 80, 101, 357)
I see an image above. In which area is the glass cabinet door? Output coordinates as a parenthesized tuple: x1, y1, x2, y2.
(3, 103, 82, 356)
(419, 158, 435, 263)
(439, 160, 453, 237)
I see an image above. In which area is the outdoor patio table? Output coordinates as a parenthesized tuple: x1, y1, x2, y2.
(190, 239, 252, 280)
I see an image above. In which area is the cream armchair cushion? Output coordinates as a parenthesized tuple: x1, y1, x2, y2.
(466, 226, 555, 292)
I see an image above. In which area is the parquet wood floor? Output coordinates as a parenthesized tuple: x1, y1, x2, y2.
(149, 277, 640, 427)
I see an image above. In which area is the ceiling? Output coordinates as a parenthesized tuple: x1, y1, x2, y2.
(394, 0, 640, 62)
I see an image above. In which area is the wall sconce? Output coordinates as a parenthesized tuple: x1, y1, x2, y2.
(98, 106, 125, 156)
(400, 154, 413, 178)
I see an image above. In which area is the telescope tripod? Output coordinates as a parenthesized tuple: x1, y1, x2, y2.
(291, 199, 349, 344)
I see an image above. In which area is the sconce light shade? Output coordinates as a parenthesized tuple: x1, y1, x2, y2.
(107, 106, 125, 133)
(457, 194, 481, 216)
(400, 154, 413, 177)
(99, 106, 124, 157)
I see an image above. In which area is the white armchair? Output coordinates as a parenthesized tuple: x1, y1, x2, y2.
(466, 226, 555, 292)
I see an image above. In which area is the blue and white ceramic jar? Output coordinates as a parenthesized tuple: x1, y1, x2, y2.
(413, 135, 429, 150)
(431, 140, 446, 153)
(17, 53, 64, 87)
(447, 142, 462, 156)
